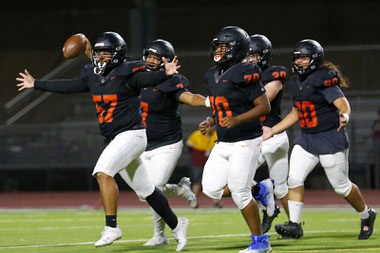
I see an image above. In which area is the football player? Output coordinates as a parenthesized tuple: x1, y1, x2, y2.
(199, 26, 272, 253)
(16, 31, 189, 251)
(247, 34, 290, 233)
(262, 39, 376, 240)
(131, 39, 209, 247)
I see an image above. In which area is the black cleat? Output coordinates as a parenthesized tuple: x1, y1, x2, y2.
(358, 208, 376, 240)
(275, 221, 303, 239)
(262, 205, 280, 233)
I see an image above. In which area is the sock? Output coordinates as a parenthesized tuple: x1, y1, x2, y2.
(146, 187, 178, 230)
(358, 206, 370, 220)
(106, 215, 117, 228)
(288, 200, 304, 224)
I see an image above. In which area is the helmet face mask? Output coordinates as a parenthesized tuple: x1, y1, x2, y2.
(142, 39, 175, 71)
(144, 54, 161, 71)
(211, 43, 229, 62)
(210, 26, 250, 67)
(92, 32, 127, 75)
(291, 39, 324, 76)
(248, 34, 272, 68)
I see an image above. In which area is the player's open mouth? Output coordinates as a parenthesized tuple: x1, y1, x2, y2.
(146, 64, 156, 70)
(214, 54, 223, 62)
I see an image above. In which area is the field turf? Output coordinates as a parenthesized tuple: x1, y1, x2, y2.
(0, 207, 378, 253)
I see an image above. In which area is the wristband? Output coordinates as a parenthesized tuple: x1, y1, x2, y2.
(342, 113, 350, 123)
(205, 96, 211, 107)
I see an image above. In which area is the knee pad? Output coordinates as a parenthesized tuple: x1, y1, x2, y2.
(320, 151, 352, 197)
(274, 181, 288, 199)
(202, 186, 222, 201)
(288, 173, 304, 189)
(333, 179, 353, 197)
(231, 190, 252, 210)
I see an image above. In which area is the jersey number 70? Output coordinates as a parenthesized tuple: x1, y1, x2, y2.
(209, 96, 232, 127)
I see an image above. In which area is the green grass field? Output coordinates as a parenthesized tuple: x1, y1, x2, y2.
(0, 207, 378, 253)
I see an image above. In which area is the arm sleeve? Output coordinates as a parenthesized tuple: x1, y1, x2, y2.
(34, 79, 89, 93)
(319, 85, 345, 103)
(128, 71, 168, 88)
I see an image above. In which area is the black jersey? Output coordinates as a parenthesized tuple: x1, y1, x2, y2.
(204, 62, 265, 142)
(35, 61, 168, 140)
(260, 65, 287, 127)
(140, 74, 188, 151)
(286, 68, 344, 134)
(287, 68, 349, 154)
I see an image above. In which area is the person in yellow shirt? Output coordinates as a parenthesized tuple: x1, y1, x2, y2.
(186, 127, 222, 207)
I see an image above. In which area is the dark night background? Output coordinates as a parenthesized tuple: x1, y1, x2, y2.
(1, 0, 380, 191)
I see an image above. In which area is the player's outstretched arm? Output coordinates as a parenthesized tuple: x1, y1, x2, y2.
(16, 69, 35, 91)
(179, 92, 209, 107)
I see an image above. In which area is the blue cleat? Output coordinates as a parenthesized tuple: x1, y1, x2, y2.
(254, 179, 275, 217)
(239, 234, 272, 253)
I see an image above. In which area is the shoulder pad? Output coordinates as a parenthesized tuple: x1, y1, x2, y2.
(204, 66, 217, 82)
(230, 63, 262, 86)
(155, 74, 189, 93)
(111, 61, 146, 76)
(309, 69, 340, 88)
(263, 65, 288, 82)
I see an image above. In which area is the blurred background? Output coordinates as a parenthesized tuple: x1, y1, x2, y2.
(1, 0, 380, 192)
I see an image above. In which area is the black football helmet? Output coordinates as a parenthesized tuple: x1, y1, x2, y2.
(142, 39, 176, 70)
(92, 31, 127, 75)
(292, 39, 324, 75)
(249, 34, 272, 69)
(210, 26, 250, 67)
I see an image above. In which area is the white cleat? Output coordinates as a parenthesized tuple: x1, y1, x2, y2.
(178, 177, 198, 208)
(172, 217, 189, 252)
(94, 226, 122, 247)
(143, 235, 169, 246)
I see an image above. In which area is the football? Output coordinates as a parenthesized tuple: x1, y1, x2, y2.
(62, 33, 87, 59)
